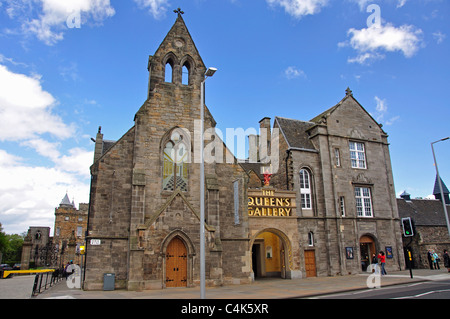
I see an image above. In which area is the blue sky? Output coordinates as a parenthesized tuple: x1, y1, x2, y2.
(0, 0, 448, 234)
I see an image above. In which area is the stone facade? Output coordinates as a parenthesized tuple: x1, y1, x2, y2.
(268, 89, 405, 276)
(20, 227, 51, 269)
(53, 194, 88, 267)
(84, 14, 404, 290)
(84, 14, 251, 290)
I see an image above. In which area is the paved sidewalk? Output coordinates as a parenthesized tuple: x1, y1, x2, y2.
(0, 275, 36, 299)
(32, 269, 450, 299)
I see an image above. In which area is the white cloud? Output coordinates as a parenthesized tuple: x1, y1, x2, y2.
(341, 23, 423, 64)
(433, 31, 446, 44)
(284, 66, 306, 79)
(373, 96, 399, 126)
(133, 0, 171, 19)
(0, 64, 75, 141)
(0, 64, 93, 234)
(266, 0, 328, 18)
(0, 151, 90, 234)
(375, 96, 387, 113)
(21, 138, 61, 161)
(4, 0, 115, 45)
(397, 0, 407, 8)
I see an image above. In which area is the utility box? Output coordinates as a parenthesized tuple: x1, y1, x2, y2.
(103, 273, 115, 291)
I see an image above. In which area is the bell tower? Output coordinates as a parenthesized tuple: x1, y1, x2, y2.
(146, 10, 207, 97)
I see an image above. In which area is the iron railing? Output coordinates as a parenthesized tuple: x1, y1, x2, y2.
(31, 269, 63, 297)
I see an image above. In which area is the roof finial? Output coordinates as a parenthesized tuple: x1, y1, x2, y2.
(173, 7, 184, 16)
(345, 87, 353, 96)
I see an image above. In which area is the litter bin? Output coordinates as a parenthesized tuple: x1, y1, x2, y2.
(103, 273, 115, 291)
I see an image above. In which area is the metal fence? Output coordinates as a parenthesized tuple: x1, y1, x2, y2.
(31, 269, 63, 297)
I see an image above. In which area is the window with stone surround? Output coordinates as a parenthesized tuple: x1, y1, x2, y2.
(300, 169, 312, 210)
(162, 129, 189, 192)
(165, 60, 174, 83)
(354, 187, 373, 217)
(349, 141, 366, 169)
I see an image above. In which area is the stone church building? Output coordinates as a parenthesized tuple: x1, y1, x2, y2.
(83, 13, 404, 290)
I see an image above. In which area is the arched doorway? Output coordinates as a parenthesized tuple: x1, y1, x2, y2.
(165, 237, 187, 287)
(360, 235, 376, 272)
(251, 229, 290, 279)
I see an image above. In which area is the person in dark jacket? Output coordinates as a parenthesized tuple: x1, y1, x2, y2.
(427, 250, 433, 270)
(443, 250, 450, 273)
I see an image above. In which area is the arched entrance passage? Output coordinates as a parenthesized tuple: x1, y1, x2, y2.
(250, 229, 292, 279)
(360, 235, 377, 272)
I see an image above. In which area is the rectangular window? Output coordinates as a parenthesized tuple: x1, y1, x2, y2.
(349, 141, 366, 169)
(355, 187, 373, 217)
(300, 169, 312, 209)
(77, 226, 83, 237)
(335, 148, 341, 167)
(339, 196, 346, 217)
(301, 194, 311, 209)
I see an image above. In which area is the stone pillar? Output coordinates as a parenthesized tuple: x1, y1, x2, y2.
(20, 233, 32, 270)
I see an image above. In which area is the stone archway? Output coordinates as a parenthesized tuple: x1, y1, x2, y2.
(360, 234, 377, 272)
(250, 228, 293, 280)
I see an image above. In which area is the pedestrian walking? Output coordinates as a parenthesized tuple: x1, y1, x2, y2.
(371, 253, 378, 274)
(443, 250, 450, 273)
(427, 250, 433, 270)
(432, 250, 440, 270)
(378, 251, 387, 275)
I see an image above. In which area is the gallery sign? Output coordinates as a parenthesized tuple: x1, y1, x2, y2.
(248, 189, 296, 217)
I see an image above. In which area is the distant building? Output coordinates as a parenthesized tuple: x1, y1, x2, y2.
(53, 193, 88, 267)
(397, 179, 450, 269)
(20, 193, 88, 269)
(20, 227, 52, 269)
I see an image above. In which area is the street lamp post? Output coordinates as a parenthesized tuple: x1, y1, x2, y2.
(200, 67, 217, 299)
(431, 137, 450, 239)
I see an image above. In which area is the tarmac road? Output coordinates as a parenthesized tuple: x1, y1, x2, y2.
(0, 275, 36, 299)
(315, 279, 450, 299)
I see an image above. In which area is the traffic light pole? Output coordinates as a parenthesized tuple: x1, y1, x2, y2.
(405, 237, 413, 279)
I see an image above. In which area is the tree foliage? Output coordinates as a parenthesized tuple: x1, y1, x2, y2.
(0, 223, 24, 265)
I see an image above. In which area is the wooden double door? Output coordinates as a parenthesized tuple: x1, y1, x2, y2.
(165, 237, 188, 288)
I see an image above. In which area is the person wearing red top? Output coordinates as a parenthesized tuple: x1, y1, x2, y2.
(378, 251, 387, 275)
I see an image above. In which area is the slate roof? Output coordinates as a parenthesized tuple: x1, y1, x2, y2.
(60, 193, 74, 207)
(240, 162, 264, 179)
(274, 117, 316, 151)
(433, 175, 450, 195)
(397, 198, 450, 226)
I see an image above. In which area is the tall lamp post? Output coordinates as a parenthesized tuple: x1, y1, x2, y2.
(200, 67, 217, 299)
(431, 137, 450, 239)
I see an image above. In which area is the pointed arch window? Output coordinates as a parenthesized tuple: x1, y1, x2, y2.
(182, 64, 189, 85)
(300, 169, 312, 210)
(165, 61, 174, 83)
(308, 232, 314, 246)
(162, 130, 189, 191)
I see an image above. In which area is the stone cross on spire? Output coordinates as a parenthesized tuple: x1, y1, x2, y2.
(173, 7, 184, 16)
